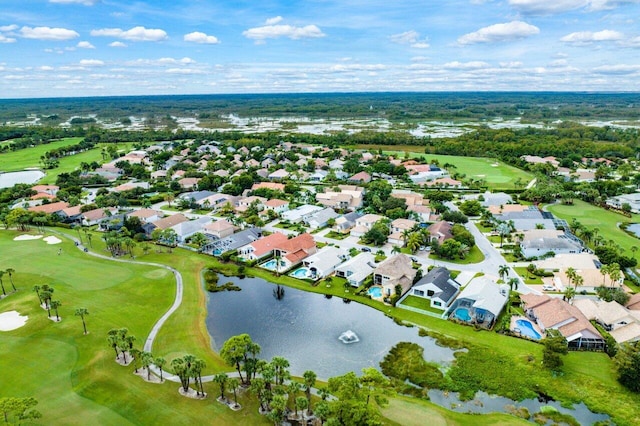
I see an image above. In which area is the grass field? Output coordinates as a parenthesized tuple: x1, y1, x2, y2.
(2, 228, 639, 425)
(353, 145, 534, 190)
(546, 200, 640, 262)
(429, 245, 485, 264)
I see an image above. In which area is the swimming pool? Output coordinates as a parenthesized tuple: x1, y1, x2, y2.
(213, 249, 222, 256)
(368, 287, 382, 298)
(515, 319, 542, 340)
(454, 308, 472, 322)
(290, 267, 310, 279)
(261, 259, 285, 271)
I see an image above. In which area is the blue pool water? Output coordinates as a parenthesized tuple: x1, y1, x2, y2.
(262, 260, 277, 269)
(368, 287, 382, 298)
(515, 319, 542, 340)
(213, 249, 222, 256)
(454, 308, 472, 322)
(291, 267, 309, 278)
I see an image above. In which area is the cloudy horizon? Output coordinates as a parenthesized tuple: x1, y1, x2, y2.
(1, 0, 640, 98)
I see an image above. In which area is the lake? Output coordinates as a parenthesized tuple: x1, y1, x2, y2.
(205, 275, 456, 379)
(0, 170, 44, 189)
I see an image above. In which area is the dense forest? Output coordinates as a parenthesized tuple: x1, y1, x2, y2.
(2, 92, 640, 123)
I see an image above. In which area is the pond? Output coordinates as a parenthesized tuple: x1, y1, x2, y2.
(0, 170, 45, 189)
(428, 390, 609, 425)
(626, 223, 640, 238)
(205, 275, 457, 379)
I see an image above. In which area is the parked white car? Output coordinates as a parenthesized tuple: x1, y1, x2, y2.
(542, 285, 555, 291)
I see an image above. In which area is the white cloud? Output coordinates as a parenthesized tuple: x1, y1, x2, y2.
(593, 64, 640, 74)
(49, 0, 98, 4)
(166, 68, 205, 74)
(458, 21, 539, 44)
(390, 30, 430, 49)
(500, 61, 523, 68)
(39, 66, 54, 71)
(509, 0, 639, 13)
(91, 26, 167, 41)
(0, 34, 16, 43)
(20, 26, 79, 41)
(109, 41, 127, 48)
(79, 59, 104, 66)
(77, 41, 95, 49)
(560, 29, 624, 43)
(0, 25, 18, 32)
(265, 16, 283, 25)
(183, 31, 220, 44)
(243, 23, 325, 41)
(443, 61, 490, 69)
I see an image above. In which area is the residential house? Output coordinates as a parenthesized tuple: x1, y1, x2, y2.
(350, 214, 385, 237)
(273, 233, 317, 270)
(178, 177, 201, 190)
(144, 213, 189, 236)
(407, 205, 437, 223)
(204, 227, 263, 256)
(520, 229, 582, 259)
(445, 277, 508, 329)
(406, 267, 461, 309)
(333, 212, 363, 234)
(373, 254, 417, 298)
(252, 182, 285, 192)
(521, 155, 559, 167)
(198, 193, 236, 211)
(405, 164, 447, 184)
(424, 177, 463, 188)
(348, 171, 372, 184)
(308, 170, 328, 182)
(236, 196, 267, 213)
(238, 232, 290, 261)
(627, 293, 640, 311)
(520, 293, 604, 350)
(302, 246, 348, 280)
(268, 169, 290, 180)
(281, 204, 323, 223)
(336, 253, 376, 287)
(150, 170, 168, 180)
(28, 201, 69, 215)
(126, 209, 163, 224)
(606, 193, 640, 214)
(306, 207, 339, 229)
(534, 253, 604, 290)
(170, 216, 212, 243)
(574, 299, 640, 344)
(203, 219, 236, 239)
(390, 190, 426, 207)
(82, 207, 118, 226)
(179, 191, 217, 204)
(494, 208, 556, 231)
(263, 199, 290, 214)
(388, 218, 418, 246)
(426, 221, 453, 244)
(58, 205, 83, 223)
(316, 185, 364, 211)
(31, 184, 59, 200)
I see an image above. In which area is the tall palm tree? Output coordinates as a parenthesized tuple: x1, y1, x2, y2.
(192, 359, 206, 396)
(154, 357, 166, 382)
(0, 271, 6, 296)
(5, 268, 16, 292)
(508, 277, 519, 291)
(564, 287, 576, 305)
(573, 274, 584, 290)
(496, 222, 511, 248)
(228, 377, 240, 408)
(498, 265, 509, 283)
(565, 267, 576, 288)
(107, 333, 120, 359)
(600, 264, 611, 287)
(50, 300, 61, 321)
(74, 308, 89, 334)
(303, 370, 317, 414)
(32, 285, 42, 304)
(609, 263, 622, 288)
(141, 351, 154, 381)
(213, 373, 228, 401)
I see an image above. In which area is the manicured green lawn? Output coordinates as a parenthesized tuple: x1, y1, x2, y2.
(513, 267, 543, 284)
(429, 245, 485, 264)
(547, 200, 640, 262)
(356, 145, 533, 190)
(0, 138, 84, 172)
(400, 295, 444, 314)
(325, 230, 349, 240)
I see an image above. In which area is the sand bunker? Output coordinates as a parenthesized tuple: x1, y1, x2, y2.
(43, 236, 62, 245)
(0, 311, 28, 331)
(13, 234, 43, 241)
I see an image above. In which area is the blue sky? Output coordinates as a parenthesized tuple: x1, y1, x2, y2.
(1, 0, 640, 98)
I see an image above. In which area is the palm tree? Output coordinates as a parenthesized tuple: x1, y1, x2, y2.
(0, 271, 6, 296)
(600, 264, 610, 287)
(40, 290, 52, 315)
(609, 263, 622, 288)
(564, 287, 576, 304)
(172, 357, 191, 393)
(228, 377, 240, 408)
(573, 274, 584, 290)
(130, 349, 141, 373)
(75, 308, 89, 334)
(406, 232, 422, 253)
(141, 351, 154, 381)
(565, 267, 577, 288)
(317, 387, 330, 401)
(50, 300, 61, 321)
(5, 268, 16, 291)
(496, 222, 511, 248)
(508, 277, 519, 291)
(107, 333, 120, 359)
(498, 265, 509, 283)
(33, 285, 42, 304)
(125, 335, 136, 351)
(154, 357, 166, 382)
(192, 359, 206, 396)
(391, 245, 401, 254)
(213, 373, 228, 401)
(303, 370, 317, 415)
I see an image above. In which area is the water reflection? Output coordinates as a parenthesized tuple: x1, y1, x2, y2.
(205, 275, 456, 379)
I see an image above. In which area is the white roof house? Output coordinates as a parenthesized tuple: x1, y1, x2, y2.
(281, 204, 323, 223)
(302, 246, 349, 279)
(445, 277, 508, 329)
(170, 216, 212, 243)
(335, 252, 376, 287)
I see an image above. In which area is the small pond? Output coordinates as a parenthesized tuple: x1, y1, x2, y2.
(0, 170, 45, 189)
(205, 275, 457, 379)
(428, 390, 610, 425)
(625, 223, 640, 238)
